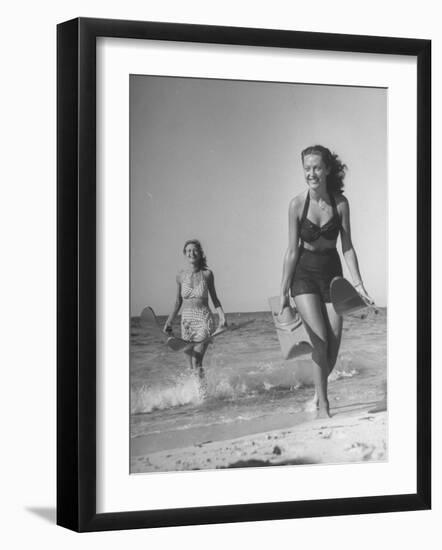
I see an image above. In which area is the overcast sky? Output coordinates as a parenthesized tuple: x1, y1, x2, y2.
(130, 76, 387, 315)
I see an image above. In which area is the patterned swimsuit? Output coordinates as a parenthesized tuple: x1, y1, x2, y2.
(181, 271, 215, 342)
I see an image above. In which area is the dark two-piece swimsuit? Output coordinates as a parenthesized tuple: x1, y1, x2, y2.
(291, 191, 343, 303)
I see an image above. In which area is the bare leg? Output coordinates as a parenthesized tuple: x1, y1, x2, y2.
(183, 346, 195, 370)
(294, 294, 331, 418)
(307, 302, 343, 408)
(324, 302, 343, 374)
(192, 341, 209, 382)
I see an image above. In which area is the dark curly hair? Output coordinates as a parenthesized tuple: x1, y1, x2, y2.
(301, 145, 347, 195)
(182, 239, 208, 270)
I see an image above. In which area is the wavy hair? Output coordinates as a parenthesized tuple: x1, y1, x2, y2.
(301, 145, 347, 195)
(182, 239, 208, 270)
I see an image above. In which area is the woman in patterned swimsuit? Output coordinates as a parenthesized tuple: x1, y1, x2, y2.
(279, 145, 373, 418)
(164, 239, 227, 379)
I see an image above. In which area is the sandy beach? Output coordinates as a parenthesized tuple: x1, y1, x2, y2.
(131, 403, 387, 473)
(131, 308, 387, 474)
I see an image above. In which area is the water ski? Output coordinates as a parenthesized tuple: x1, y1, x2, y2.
(330, 277, 374, 316)
(140, 306, 228, 352)
(268, 296, 312, 360)
(140, 306, 166, 336)
(166, 327, 228, 351)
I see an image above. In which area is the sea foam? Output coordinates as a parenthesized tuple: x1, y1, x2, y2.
(131, 377, 203, 414)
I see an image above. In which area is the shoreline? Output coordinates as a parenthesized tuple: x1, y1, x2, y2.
(131, 308, 387, 474)
(131, 403, 387, 473)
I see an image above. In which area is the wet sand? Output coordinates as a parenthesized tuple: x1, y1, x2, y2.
(131, 309, 387, 474)
(131, 402, 387, 473)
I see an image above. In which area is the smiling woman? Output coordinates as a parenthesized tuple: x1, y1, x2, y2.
(55, 15, 431, 531)
(279, 145, 374, 418)
(163, 239, 227, 380)
(129, 73, 390, 478)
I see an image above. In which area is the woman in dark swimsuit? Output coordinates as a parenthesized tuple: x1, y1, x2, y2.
(280, 145, 373, 418)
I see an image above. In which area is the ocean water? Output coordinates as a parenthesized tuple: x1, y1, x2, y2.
(130, 309, 387, 462)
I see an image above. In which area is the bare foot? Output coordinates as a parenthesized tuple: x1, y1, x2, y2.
(317, 406, 332, 419)
(317, 399, 331, 419)
(305, 393, 319, 412)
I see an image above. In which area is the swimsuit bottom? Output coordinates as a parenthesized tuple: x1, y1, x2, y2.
(291, 247, 342, 303)
(181, 302, 214, 342)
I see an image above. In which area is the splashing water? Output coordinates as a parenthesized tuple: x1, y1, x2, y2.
(130, 309, 386, 453)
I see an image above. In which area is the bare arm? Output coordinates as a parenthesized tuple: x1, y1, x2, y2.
(163, 274, 183, 333)
(279, 197, 301, 313)
(339, 197, 373, 302)
(207, 270, 227, 327)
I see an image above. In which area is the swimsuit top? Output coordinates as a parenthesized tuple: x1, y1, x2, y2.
(181, 271, 209, 300)
(299, 192, 341, 244)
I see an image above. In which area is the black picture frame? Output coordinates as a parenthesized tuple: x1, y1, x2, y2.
(57, 17, 431, 532)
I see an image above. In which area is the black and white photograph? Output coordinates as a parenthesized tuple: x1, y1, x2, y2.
(129, 75, 388, 474)
(1, 0, 435, 543)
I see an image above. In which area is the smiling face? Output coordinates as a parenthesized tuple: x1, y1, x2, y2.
(302, 153, 330, 191)
(184, 243, 201, 266)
